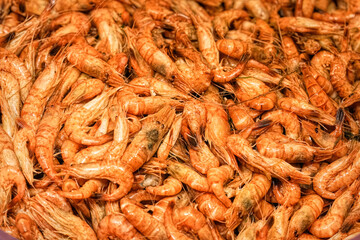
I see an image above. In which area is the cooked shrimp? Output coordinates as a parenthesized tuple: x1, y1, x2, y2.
(120, 198, 167, 240)
(212, 55, 249, 83)
(278, 97, 336, 126)
(298, 233, 321, 240)
(61, 140, 82, 165)
(225, 174, 271, 230)
(330, 55, 354, 98)
(50, 12, 91, 36)
(196, 193, 228, 222)
(279, 17, 342, 34)
(167, 160, 210, 192)
(235, 77, 277, 111)
(282, 36, 301, 72)
(183, 99, 207, 144)
(227, 134, 311, 184)
(267, 206, 293, 240)
(207, 165, 234, 208)
(227, 99, 259, 131)
(172, 205, 213, 240)
(152, 197, 177, 223)
(57, 179, 107, 200)
(213, 9, 248, 37)
(309, 188, 355, 238)
(164, 202, 193, 240)
(253, 200, 274, 220)
(15, 213, 45, 240)
(287, 194, 324, 240)
(97, 214, 144, 240)
(272, 180, 301, 206)
(216, 39, 248, 59)
(146, 177, 182, 196)
(244, 0, 269, 21)
(189, 140, 220, 174)
(0, 125, 19, 168)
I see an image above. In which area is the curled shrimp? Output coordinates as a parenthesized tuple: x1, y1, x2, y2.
(227, 99, 256, 131)
(267, 206, 293, 240)
(207, 165, 234, 208)
(189, 140, 220, 174)
(196, 193, 228, 222)
(287, 194, 324, 240)
(213, 9, 248, 37)
(225, 174, 271, 230)
(282, 36, 301, 73)
(50, 12, 90, 36)
(330, 54, 354, 98)
(97, 214, 144, 240)
(15, 213, 45, 240)
(227, 134, 311, 184)
(0, 125, 19, 168)
(167, 160, 210, 192)
(120, 198, 167, 240)
(57, 179, 107, 200)
(309, 187, 355, 238)
(253, 200, 274, 220)
(313, 146, 358, 199)
(146, 177, 182, 196)
(172, 205, 213, 240)
(216, 39, 248, 59)
(212, 55, 249, 83)
(278, 17, 342, 34)
(244, 0, 269, 21)
(183, 99, 207, 144)
(272, 180, 301, 206)
(164, 202, 193, 240)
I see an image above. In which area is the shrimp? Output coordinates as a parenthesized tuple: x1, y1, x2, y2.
(91, 8, 125, 56)
(167, 160, 210, 192)
(146, 177, 182, 196)
(244, 0, 269, 21)
(277, 97, 336, 126)
(183, 99, 207, 144)
(50, 12, 91, 36)
(66, 44, 125, 87)
(278, 17, 342, 34)
(62, 78, 105, 106)
(120, 198, 167, 240)
(64, 89, 115, 146)
(0, 48, 32, 103)
(267, 206, 293, 240)
(189, 141, 220, 174)
(97, 214, 144, 240)
(226, 100, 257, 131)
(54, 0, 97, 11)
(301, 64, 337, 115)
(227, 134, 311, 184)
(207, 165, 234, 208)
(212, 55, 249, 83)
(0, 125, 19, 168)
(282, 36, 301, 73)
(287, 194, 324, 240)
(15, 213, 45, 240)
(330, 55, 354, 98)
(101, 0, 130, 25)
(298, 233, 321, 240)
(235, 77, 277, 111)
(57, 179, 107, 200)
(253, 200, 274, 220)
(309, 188, 355, 238)
(262, 110, 301, 139)
(272, 180, 301, 206)
(172, 205, 214, 240)
(0, 166, 26, 214)
(164, 202, 193, 240)
(313, 146, 358, 199)
(256, 132, 334, 163)
(196, 193, 228, 222)
(313, 10, 355, 23)
(35, 104, 63, 186)
(213, 9, 248, 37)
(152, 197, 177, 223)
(216, 39, 248, 59)
(225, 174, 271, 230)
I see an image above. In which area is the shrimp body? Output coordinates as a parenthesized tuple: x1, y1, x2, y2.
(272, 180, 301, 206)
(267, 206, 293, 240)
(164, 203, 193, 240)
(189, 141, 220, 174)
(167, 161, 210, 192)
(287, 194, 324, 240)
(183, 99, 207, 144)
(196, 193, 228, 222)
(225, 174, 271, 230)
(97, 214, 144, 240)
(279, 17, 342, 34)
(121, 198, 167, 240)
(207, 165, 234, 207)
(0, 125, 19, 168)
(15, 213, 45, 240)
(146, 177, 182, 196)
(330, 56, 354, 98)
(216, 39, 248, 59)
(57, 179, 106, 199)
(309, 190, 354, 238)
(50, 12, 91, 36)
(227, 134, 311, 184)
(213, 10, 248, 37)
(227, 100, 258, 131)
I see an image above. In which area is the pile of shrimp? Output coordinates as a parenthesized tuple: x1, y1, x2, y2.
(2, 0, 360, 239)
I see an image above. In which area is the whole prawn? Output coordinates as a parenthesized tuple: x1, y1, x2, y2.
(207, 165, 234, 208)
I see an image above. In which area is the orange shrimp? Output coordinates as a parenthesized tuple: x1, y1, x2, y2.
(225, 174, 271, 230)
(253, 200, 274, 220)
(267, 206, 293, 240)
(313, 146, 358, 199)
(164, 202, 193, 240)
(72, 142, 111, 164)
(313, 10, 355, 23)
(196, 193, 228, 222)
(15, 213, 44, 240)
(309, 187, 355, 238)
(341, 189, 360, 233)
(216, 39, 248, 59)
(282, 36, 301, 73)
(330, 54, 354, 98)
(213, 9, 248, 37)
(0, 125, 19, 168)
(97, 214, 144, 240)
(152, 197, 177, 223)
(183, 99, 207, 144)
(57, 179, 107, 200)
(244, 0, 269, 20)
(157, 116, 183, 161)
(278, 17, 342, 34)
(146, 177, 182, 196)
(287, 194, 324, 240)
(227, 134, 311, 184)
(101, 0, 130, 25)
(256, 132, 334, 163)
(120, 198, 167, 240)
(167, 160, 210, 192)
(35, 105, 63, 186)
(298, 233, 321, 240)
(207, 165, 234, 208)
(227, 99, 260, 131)
(172, 205, 214, 240)
(235, 77, 277, 111)
(301, 64, 337, 115)
(189, 141, 220, 175)
(50, 12, 91, 36)
(277, 97, 336, 126)
(272, 180, 301, 206)
(212, 55, 249, 83)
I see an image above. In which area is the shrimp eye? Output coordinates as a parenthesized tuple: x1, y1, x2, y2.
(19, 2, 26, 12)
(315, 127, 319, 133)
